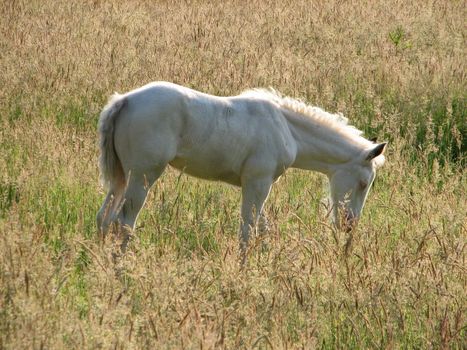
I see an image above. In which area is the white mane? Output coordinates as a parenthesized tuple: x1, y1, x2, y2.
(241, 88, 366, 141)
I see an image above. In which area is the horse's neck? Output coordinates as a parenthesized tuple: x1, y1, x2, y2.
(287, 117, 365, 175)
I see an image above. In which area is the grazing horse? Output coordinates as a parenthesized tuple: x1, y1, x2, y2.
(97, 82, 386, 257)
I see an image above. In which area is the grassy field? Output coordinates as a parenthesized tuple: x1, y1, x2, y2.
(1, 0, 465, 348)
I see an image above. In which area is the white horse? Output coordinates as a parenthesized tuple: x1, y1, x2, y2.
(97, 82, 386, 256)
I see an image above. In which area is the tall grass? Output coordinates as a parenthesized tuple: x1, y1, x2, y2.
(0, 0, 465, 348)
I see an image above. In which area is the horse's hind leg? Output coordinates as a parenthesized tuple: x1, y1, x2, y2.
(97, 184, 125, 239)
(117, 167, 165, 250)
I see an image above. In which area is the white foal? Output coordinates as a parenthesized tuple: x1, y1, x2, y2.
(96, 82, 386, 257)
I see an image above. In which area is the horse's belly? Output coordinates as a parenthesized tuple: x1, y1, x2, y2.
(169, 156, 241, 186)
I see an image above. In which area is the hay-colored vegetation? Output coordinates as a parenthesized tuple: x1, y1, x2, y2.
(0, 0, 465, 348)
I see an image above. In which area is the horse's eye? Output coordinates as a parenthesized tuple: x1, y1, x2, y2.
(359, 180, 368, 190)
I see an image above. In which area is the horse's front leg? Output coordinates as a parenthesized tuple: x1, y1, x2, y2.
(258, 212, 270, 236)
(239, 177, 273, 263)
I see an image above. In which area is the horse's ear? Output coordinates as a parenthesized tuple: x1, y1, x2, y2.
(366, 142, 387, 161)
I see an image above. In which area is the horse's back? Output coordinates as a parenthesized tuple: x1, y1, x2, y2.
(114, 82, 297, 183)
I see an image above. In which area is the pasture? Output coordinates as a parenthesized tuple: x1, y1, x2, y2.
(0, 0, 465, 349)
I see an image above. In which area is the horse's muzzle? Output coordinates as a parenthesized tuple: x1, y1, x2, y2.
(343, 211, 358, 233)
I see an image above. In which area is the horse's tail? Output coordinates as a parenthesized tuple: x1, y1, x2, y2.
(98, 93, 127, 190)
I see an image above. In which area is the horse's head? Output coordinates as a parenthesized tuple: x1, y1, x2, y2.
(329, 142, 387, 231)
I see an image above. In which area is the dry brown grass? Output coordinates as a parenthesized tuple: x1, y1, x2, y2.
(1, 0, 465, 349)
